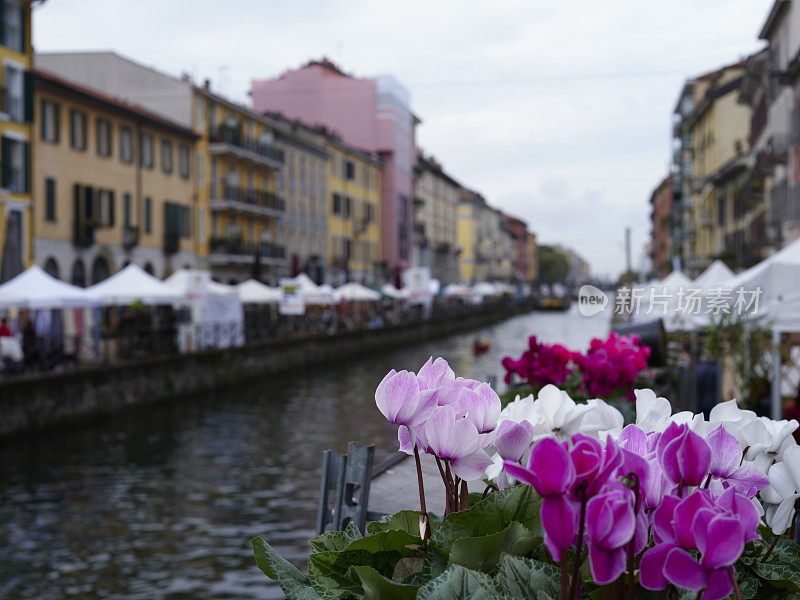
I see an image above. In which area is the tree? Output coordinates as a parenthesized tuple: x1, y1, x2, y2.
(537, 245, 569, 282)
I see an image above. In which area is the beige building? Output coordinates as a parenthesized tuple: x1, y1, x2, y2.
(325, 136, 382, 285)
(413, 154, 460, 284)
(33, 69, 199, 284)
(457, 189, 494, 283)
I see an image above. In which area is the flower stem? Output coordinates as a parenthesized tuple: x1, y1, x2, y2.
(569, 486, 587, 600)
(730, 566, 742, 600)
(445, 461, 454, 515)
(561, 552, 568, 600)
(762, 534, 780, 562)
(459, 479, 470, 511)
(413, 445, 430, 539)
(435, 456, 452, 515)
(628, 475, 641, 600)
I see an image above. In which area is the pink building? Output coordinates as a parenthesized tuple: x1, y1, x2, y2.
(250, 59, 417, 281)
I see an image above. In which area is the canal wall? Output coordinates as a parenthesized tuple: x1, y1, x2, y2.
(0, 302, 534, 439)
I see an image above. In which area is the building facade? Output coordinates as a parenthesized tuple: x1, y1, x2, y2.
(648, 175, 673, 277)
(413, 154, 460, 285)
(37, 51, 289, 284)
(503, 213, 528, 281)
(457, 189, 493, 283)
(0, 0, 33, 282)
(525, 230, 538, 283)
(325, 136, 382, 285)
(250, 59, 417, 284)
(33, 70, 199, 283)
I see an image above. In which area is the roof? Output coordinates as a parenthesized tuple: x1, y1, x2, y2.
(416, 154, 461, 188)
(35, 69, 198, 139)
(649, 175, 672, 204)
(759, 0, 790, 40)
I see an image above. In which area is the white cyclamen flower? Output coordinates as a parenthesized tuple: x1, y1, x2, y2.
(761, 445, 800, 534)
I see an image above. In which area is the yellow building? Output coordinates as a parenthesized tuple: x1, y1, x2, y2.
(525, 230, 538, 282)
(457, 189, 492, 283)
(33, 69, 199, 283)
(193, 87, 285, 283)
(684, 61, 750, 271)
(325, 137, 382, 285)
(0, 0, 33, 282)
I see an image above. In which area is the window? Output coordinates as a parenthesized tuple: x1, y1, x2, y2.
(165, 201, 192, 237)
(332, 192, 341, 215)
(209, 101, 216, 126)
(196, 97, 205, 129)
(96, 118, 112, 157)
(2, 3, 24, 52)
(344, 160, 355, 181)
(123, 193, 132, 228)
(120, 126, 133, 163)
(1, 135, 26, 192)
(145, 197, 152, 232)
(96, 189, 115, 226)
(45, 177, 56, 221)
(161, 139, 173, 173)
(70, 109, 87, 150)
(41, 99, 60, 143)
(4, 63, 23, 122)
(140, 132, 154, 168)
(178, 144, 190, 179)
(300, 157, 306, 194)
(196, 151, 204, 188)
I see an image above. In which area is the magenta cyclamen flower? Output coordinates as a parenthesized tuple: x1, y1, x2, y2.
(706, 426, 769, 497)
(657, 422, 711, 489)
(375, 369, 436, 427)
(504, 438, 578, 560)
(570, 433, 623, 497)
(585, 487, 636, 585)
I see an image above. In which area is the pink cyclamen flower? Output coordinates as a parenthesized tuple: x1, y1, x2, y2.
(417, 356, 455, 391)
(585, 487, 637, 585)
(424, 404, 493, 480)
(375, 369, 436, 427)
(706, 426, 769, 498)
(494, 420, 535, 463)
(456, 382, 501, 434)
(503, 437, 578, 561)
(657, 422, 712, 489)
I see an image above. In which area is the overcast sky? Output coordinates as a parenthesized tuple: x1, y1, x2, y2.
(34, 0, 771, 278)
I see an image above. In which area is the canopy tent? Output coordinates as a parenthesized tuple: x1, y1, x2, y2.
(0, 265, 97, 309)
(283, 273, 335, 305)
(472, 282, 499, 296)
(89, 264, 186, 306)
(443, 283, 473, 298)
(336, 282, 381, 302)
(380, 283, 407, 299)
(164, 268, 244, 349)
(693, 260, 734, 289)
(634, 270, 694, 330)
(494, 282, 516, 295)
(237, 279, 282, 304)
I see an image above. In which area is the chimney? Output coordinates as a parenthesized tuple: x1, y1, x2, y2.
(203, 78, 211, 90)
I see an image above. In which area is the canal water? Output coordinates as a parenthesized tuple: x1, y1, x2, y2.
(0, 305, 610, 600)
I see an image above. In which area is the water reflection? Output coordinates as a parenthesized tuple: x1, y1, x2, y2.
(0, 306, 610, 599)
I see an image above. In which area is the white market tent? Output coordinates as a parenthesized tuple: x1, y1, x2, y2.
(164, 268, 244, 349)
(443, 283, 473, 298)
(237, 279, 282, 304)
(472, 282, 499, 296)
(693, 259, 734, 289)
(0, 265, 97, 309)
(381, 283, 407, 299)
(336, 282, 381, 302)
(89, 264, 186, 306)
(634, 270, 694, 329)
(284, 273, 335, 305)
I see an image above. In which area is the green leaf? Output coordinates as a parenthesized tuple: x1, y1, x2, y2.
(423, 549, 449, 581)
(345, 520, 364, 544)
(251, 537, 322, 600)
(393, 557, 424, 582)
(345, 529, 422, 555)
(430, 485, 543, 558)
(367, 510, 424, 537)
(738, 570, 760, 600)
(309, 530, 349, 553)
(307, 550, 365, 600)
(349, 565, 420, 600)
(417, 564, 505, 600)
(495, 554, 561, 600)
(752, 562, 800, 592)
(449, 522, 539, 573)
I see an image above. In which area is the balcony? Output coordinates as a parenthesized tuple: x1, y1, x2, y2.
(208, 126, 284, 169)
(73, 222, 95, 247)
(123, 226, 139, 249)
(208, 237, 286, 266)
(164, 230, 180, 254)
(210, 184, 285, 218)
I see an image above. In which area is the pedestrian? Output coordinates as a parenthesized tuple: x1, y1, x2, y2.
(0, 317, 10, 337)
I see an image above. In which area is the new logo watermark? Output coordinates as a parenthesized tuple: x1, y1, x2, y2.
(578, 285, 609, 316)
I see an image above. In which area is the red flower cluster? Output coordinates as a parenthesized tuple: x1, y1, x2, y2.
(576, 331, 651, 399)
(502, 332, 651, 400)
(501, 335, 581, 386)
